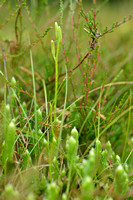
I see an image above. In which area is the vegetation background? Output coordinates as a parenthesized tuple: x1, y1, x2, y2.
(0, 0, 133, 199)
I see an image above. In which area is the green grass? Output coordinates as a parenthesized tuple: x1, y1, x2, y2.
(0, 0, 133, 200)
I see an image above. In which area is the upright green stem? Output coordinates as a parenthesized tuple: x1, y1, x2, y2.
(54, 57, 58, 120)
(122, 89, 132, 161)
(51, 22, 62, 120)
(30, 49, 38, 157)
(57, 68, 67, 150)
(66, 166, 72, 198)
(98, 93, 101, 139)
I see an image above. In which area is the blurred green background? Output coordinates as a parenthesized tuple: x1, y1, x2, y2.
(5, 0, 133, 7)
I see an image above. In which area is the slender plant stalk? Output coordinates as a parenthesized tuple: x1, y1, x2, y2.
(50, 103, 54, 141)
(122, 89, 132, 161)
(66, 166, 72, 199)
(30, 49, 38, 157)
(124, 149, 133, 166)
(51, 22, 62, 120)
(42, 79, 48, 116)
(54, 57, 58, 120)
(98, 88, 103, 139)
(57, 68, 68, 149)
